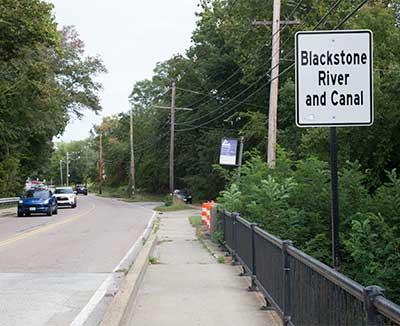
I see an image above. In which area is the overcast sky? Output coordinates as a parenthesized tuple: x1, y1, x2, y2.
(48, 0, 199, 142)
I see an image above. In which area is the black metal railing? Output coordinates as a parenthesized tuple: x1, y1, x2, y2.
(219, 209, 400, 326)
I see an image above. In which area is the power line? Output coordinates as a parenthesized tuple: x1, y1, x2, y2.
(175, 78, 267, 132)
(174, 0, 368, 133)
(334, 0, 369, 29)
(173, 0, 313, 127)
(176, 86, 266, 109)
(175, 72, 267, 129)
(177, 0, 307, 113)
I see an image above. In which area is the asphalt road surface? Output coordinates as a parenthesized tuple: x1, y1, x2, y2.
(0, 195, 156, 325)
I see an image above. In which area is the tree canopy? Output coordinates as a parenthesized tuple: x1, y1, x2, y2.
(0, 0, 106, 195)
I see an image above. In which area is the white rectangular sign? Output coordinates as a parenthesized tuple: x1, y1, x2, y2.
(219, 138, 238, 166)
(295, 30, 373, 127)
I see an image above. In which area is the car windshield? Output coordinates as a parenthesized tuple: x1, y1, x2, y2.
(26, 190, 49, 199)
(55, 188, 73, 194)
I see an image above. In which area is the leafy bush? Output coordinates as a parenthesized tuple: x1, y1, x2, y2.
(217, 149, 400, 303)
(163, 194, 173, 207)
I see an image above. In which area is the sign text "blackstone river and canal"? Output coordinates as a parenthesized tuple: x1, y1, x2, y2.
(296, 30, 373, 127)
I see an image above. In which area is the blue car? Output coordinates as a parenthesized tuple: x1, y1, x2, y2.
(17, 189, 58, 217)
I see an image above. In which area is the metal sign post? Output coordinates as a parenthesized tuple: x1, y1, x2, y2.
(330, 127, 340, 269)
(295, 30, 373, 270)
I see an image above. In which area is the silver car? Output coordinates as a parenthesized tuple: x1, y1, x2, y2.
(54, 187, 77, 208)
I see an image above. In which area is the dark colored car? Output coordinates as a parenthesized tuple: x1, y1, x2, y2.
(75, 184, 88, 195)
(18, 189, 58, 217)
(173, 189, 192, 204)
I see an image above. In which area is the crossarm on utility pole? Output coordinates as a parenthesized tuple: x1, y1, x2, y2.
(253, 0, 300, 168)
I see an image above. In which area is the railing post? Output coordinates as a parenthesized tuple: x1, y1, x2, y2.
(231, 212, 239, 265)
(282, 240, 293, 325)
(222, 210, 227, 243)
(248, 223, 258, 291)
(364, 286, 385, 326)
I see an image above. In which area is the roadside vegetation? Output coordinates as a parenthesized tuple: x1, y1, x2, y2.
(189, 215, 202, 227)
(154, 203, 194, 212)
(218, 149, 400, 303)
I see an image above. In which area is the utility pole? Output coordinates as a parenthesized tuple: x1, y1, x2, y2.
(253, 0, 299, 168)
(128, 108, 136, 197)
(60, 160, 63, 186)
(66, 152, 70, 186)
(99, 134, 103, 195)
(169, 83, 176, 194)
(154, 86, 192, 194)
(267, 0, 281, 168)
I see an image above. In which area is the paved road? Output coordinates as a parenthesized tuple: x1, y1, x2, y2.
(0, 195, 155, 325)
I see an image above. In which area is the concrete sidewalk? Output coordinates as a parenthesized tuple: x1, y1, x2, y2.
(128, 209, 280, 326)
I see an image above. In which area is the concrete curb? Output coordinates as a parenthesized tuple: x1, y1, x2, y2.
(100, 232, 158, 326)
(70, 211, 157, 326)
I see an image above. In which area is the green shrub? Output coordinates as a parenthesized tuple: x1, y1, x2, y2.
(216, 148, 400, 303)
(163, 194, 173, 206)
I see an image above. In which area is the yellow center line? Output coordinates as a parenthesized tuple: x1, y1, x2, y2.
(0, 203, 96, 248)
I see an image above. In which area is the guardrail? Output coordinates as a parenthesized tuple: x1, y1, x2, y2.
(0, 197, 19, 205)
(219, 209, 400, 326)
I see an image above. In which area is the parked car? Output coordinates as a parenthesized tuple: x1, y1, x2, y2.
(75, 184, 88, 195)
(173, 189, 193, 204)
(18, 189, 58, 217)
(54, 187, 77, 208)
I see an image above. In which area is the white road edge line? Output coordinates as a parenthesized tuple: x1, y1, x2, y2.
(70, 210, 157, 326)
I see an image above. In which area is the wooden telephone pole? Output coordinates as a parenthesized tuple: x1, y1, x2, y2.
(253, 0, 299, 168)
(99, 134, 103, 195)
(155, 85, 192, 194)
(267, 0, 281, 168)
(128, 108, 136, 197)
(169, 83, 176, 194)
(167, 85, 193, 193)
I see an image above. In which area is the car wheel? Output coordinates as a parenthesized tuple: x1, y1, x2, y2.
(17, 211, 23, 217)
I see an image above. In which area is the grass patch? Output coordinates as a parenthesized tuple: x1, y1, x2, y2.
(0, 203, 17, 209)
(157, 239, 173, 245)
(96, 187, 163, 202)
(189, 215, 202, 227)
(217, 256, 226, 264)
(148, 256, 158, 264)
(114, 268, 129, 275)
(154, 203, 194, 212)
(121, 193, 163, 202)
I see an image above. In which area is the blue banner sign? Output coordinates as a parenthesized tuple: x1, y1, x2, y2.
(219, 138, 238, 165)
